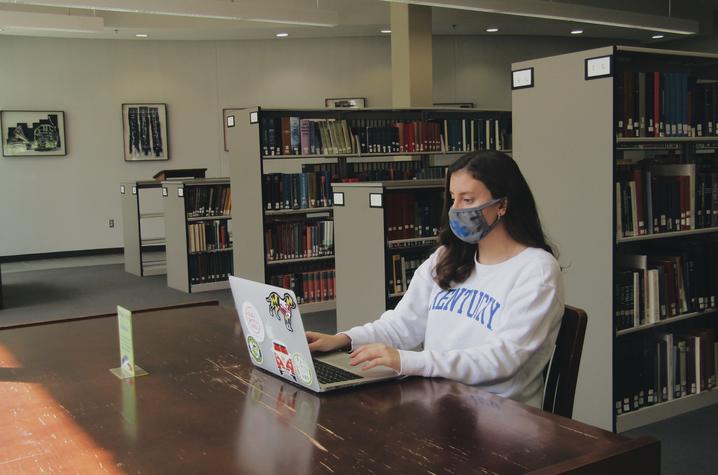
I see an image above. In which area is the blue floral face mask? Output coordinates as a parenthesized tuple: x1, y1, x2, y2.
(448, 197, 505, 244)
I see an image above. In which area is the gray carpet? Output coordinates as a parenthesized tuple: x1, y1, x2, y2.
(0, 260, 715, 474)
(624, 404, 718, 475)
(0, 262, 336, 334)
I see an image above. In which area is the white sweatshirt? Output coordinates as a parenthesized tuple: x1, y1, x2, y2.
(342, 246, 565, 408)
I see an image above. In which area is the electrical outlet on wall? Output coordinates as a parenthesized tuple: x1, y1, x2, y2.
(109, 219, 115, 228)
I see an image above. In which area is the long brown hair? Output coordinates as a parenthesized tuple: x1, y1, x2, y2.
(434, 151, 555, 289)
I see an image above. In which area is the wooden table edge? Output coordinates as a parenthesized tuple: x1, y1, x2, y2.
(0, 299, 221, 330)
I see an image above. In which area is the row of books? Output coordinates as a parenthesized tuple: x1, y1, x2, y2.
(615, 164, 718, 238)
(264, 221, 334, 262)
(615, 245, 718, 330)
(615, 329, 716, 415)
(616, 71, 718, 138)
(267, 268, 336, 304)
(304, 161, 446, 182)
(262, 172, 333, 211)
(385, 191, 443, 241)
(260, 117, 511, 156)
(388, 254, 424, 295)
(443, 118, 511, 152)
(188, 251, 233, 285)
(341, 160, 428, 182)
(187, 221, 231, 254)
(184, 184, 231, 217)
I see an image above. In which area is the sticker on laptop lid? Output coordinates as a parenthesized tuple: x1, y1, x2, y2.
(272, 340, 297, 382)
(246, 335, 263, 364)
(242, 301, 265, 342)
(266, 291, 297, 332)
(291, 353, 313, 386)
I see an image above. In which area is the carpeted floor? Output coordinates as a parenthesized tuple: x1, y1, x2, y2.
(0, 261, 335, 333)
(0, 258, 715, 474)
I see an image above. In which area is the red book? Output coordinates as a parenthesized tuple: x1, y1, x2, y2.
(653, 72, 663, 137)
(281, 116, 291, 155)
(314, 271, 321, 302)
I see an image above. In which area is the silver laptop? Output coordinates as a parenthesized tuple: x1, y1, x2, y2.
(229, 275, 398, 392)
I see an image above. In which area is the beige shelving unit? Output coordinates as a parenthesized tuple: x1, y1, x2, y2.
(162, 178, 232, 293)
(120, 180, 166, 277)
(512, 46, 718, 432)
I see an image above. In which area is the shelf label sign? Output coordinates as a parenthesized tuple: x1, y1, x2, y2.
(369, 193, 383, 208)
(512, 67, 534, 90)
(120, 185, 126, 194)
(585, 55, 612, 80)
(226, 115, 236, 127)
(132, 186, 137, 195)
(162, 187, 168, 197)
(110, 306, 148, 380)
(178, 188, 184, 197)
(333, 191, 345, 206)
(249, 111, 259, 124)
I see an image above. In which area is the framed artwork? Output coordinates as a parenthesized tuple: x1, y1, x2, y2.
(1, 110, 66, 157)
(122, 103, 169, 161)
(324, 97, 366, 109)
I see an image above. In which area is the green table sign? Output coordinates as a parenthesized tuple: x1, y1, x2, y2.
(110, 305, 148, 379)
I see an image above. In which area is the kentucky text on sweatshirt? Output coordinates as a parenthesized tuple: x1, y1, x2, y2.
(343, 246, 565, 407)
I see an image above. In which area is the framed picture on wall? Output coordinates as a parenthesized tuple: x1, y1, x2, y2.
(122, 103, 169, 161)
(324, 97, 367, 109)
(1, 110, 66, 157)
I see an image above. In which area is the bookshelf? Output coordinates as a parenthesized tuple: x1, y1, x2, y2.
(331, 180, 443, 330)
(162, 178, 233, 293)
(513, 46, 718, 432)
(224, 107, 511, 316)
(120, 181, 166, 277)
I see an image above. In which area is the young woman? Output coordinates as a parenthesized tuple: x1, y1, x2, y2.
(306, 151, 565, 407)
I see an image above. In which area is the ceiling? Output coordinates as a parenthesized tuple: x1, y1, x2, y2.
(0, 0, 712, 44)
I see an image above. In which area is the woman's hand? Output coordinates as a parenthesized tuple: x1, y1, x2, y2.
(349, 344, 401, 372)
(306, 331, 351, 352)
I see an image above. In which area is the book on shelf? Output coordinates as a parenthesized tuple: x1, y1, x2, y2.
(267, 266, 336, 305)
(615, 242, 718, 332)
(187, 221, 231, 253)
(185, 184, 231, 217)
(188, 251, 233, 285)
(387, 254, 423, 295)
(264, 220, 334, 262)
(306, 160, 445, 183)
(263, 172, 332, 211)
(614, 163, 714, 238)
(260, 116, 511, 157)
(615, 328, 717, 416)
(615, 71, 718, 138)
(385, 191, 443, 241)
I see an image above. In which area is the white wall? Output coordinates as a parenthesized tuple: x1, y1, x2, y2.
(0, 34, 613, 256)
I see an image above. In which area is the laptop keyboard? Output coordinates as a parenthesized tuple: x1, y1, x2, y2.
(312, 358, 363, 385)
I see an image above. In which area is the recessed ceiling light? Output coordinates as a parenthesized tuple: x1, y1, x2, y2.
(381, 29, 391, 34)
(135, 33, 148, 38)
(276, 32, 289, 37)
(652, 34, 664, 39)
(571, 29, 583, 35)
(486, 27, 499, 32)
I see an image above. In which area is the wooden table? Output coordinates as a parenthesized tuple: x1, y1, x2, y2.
(0, 302, 659, 474)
